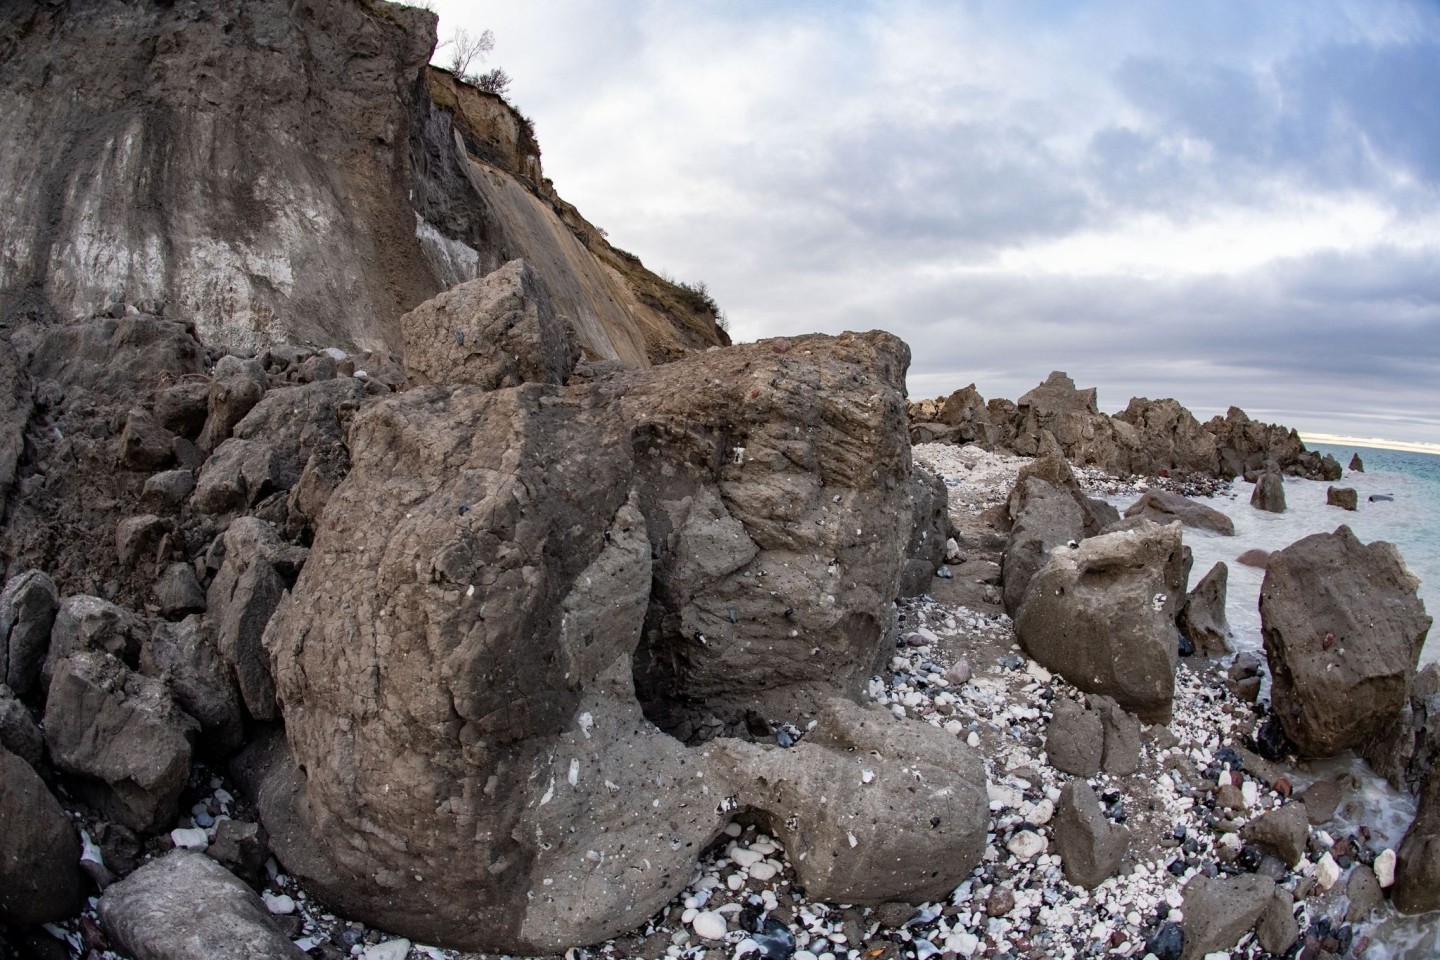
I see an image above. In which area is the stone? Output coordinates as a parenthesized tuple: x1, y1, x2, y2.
(1236, 548, 1270, 568)
(899, 466, 948, 597)
(1349, 453, 1365, 472)
(1123, 489, 1235, 536)
(44, 650, 198, 833)
(191, 439, 283, 515)
(0, 745, 86, 924)
(1260, 526, 1431, 756)
(1178, 872, 1275, 960)
(141, 469, 197, 513)
(1046, 697, 1103, 777)
(98, 850, 308, 959)
(1375, 847, 1397, 886)
(1114, 396, 1220, 479)
(1015, 521, 1185, 723)
(1327, 486, 1358, 511)
(1000, 477, 1085, 616)
(43, 594, 144, 690)
(116, 513, 170, 567)
(692, 911, 727, 941)
(1091, 695, 1142, 776)
(141, 615, 246, 756)
(1007, 455, 1119, 537)
(153, 381, 212, 439)
(1394, 767, 1440, 914)
(206, 819, 270, 889)
(243, 332, 984, 953)
(208, 519, 304, 722)
(1299, 780, 1343, 824)
(1345, 863, 1383, 921)
(1254, 888, 1299, 956)
(1239, 802, 1309, 866)
(1178, 561, 1231, 657)
(1053, 780, 1129, 889)
(1250, 471, 1286, 513)
(0, 682, 45, 767)
(1315, 851, 1342, 889)
(154, 562, 207, 619)
(199, 356, 267, 451)
(1, 569, 58, 696)
(116, 408, 175, 470)
(402, 258, 580, 390)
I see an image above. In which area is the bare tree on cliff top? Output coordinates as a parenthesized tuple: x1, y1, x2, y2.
(445, 28, 511, 97)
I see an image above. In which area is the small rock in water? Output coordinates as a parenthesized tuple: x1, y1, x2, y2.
(693, 910, 728, 941)
(1374, 848, 1397, 887)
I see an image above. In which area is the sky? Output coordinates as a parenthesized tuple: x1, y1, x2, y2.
(419, 0, 1440, 446)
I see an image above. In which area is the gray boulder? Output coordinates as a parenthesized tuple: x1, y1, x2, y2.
(1254, 888, 1299, 955)
(1007, 456, 1119, 537)
(1179, 561, 1231, 657)
(1016, 521, 1185, 723)
(1, 569, 58, 696)
(98, 850, 307, 960)
(1250, 470, 1286, 513)
(0, 682, 45, 767)
(254, 331, 982, 952)
(1395, 767, 1440, 915)
(191, 439, 283, 515)
(155, 562, 206, 619)
(1053, 780, 1129, 889)
(1001, 477, 1085, 616)
(43, 594, 144, 691)
(899, 465, 948, 597)
(116, 407, 175, 471)
(1327, 485, 1359, 511)
(1046, 697, 1103, 777)
(1239, 801, 1309, 866)
(44, 650, 198, 833)
(116, 513, 170, 567)
(1260, 526, 1431, 756)
(153, 381, 211, 439)
(141, 469, 197, 513)
(198, 356, 267, 451)
(402, 258, 580, 389)
(1091, 694, 1142, 775)
(0, 745, 85, 924)
(141, 615, 246, 756)
(1123, 488, 1235, 536)
(1179, 872, 1276, 960)
(208, 518, 304, 722)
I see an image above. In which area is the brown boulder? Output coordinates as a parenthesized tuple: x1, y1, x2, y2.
(1124, 488, 1235, 536)
(198, 356, 267, 451)
(1327, 485, 1358, 511)
(402, 258, 580, 389)
(1015, 521, 1185, 722)
(1053, 780, 1129, 889)
(1179, 561, 1231, 657)
(0, 745, 85, 924)
(1, 569, 58, 696)
(1000, 477, 1085, 617)
(1395, 767, 1440, 915)
(1260, 526, 1430, 756)
(1250, 470, 1286, 513)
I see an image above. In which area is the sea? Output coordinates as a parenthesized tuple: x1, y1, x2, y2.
(1110, 442, 1440, 959)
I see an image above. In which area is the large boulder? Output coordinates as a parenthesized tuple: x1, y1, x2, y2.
(1179, 561, 1231, 657)
(207, 518, 306, 722)
(0, 745, 86, 925)
(42, 594, 145, 691)
(1179, 873, 1276, 960)
(253, 332, 982, 952)
(899, 465, 948, 597)
(141, 615, 246, 756)
(1123, 488, 1235, 536)
(1250, 470, 1286, 513)
(1394, 767, 1440, 915)
(1015, 521, 1185, 723)
(1007, 455, 1118, 537)
(44, 650, 198, 833)
(1113, 397, 1219, 478)
(401, 258, 580, 389)
(1260, 526, 1431, 756)
(1053, 780, 1129, 889)
(198, 356, 267, 451)
(1000, 477, 1085, 617)
(0, 340, 32, 525)
(0, 569, 58, 696)
(98, 850, 307, 960)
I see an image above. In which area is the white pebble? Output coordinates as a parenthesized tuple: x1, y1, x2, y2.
(749, 861, 779, 882)
(730, 847, 764, 868)
(1006, 831, 1047, 861)
(692, 910, 727, 941)
(169, 827, 209, 851)
(1375, 848, 1397, 887)
(362, 941, 410, 960)
(261, 892, 296, 915)
(966, 731, 980, 748)
(1315, 852, 1341, 890)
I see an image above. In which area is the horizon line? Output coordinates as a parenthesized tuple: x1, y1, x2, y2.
(1301, 433, 1440, 457)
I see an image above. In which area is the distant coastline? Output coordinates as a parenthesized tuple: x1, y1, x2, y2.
(1301, 432, 1440, 457)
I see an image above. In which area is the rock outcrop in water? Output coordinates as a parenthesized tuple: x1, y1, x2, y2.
(909, 374, 1339, 482)
(0, 0, 724, 362)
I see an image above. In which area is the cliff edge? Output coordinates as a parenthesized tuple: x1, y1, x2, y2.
(0, 0, 725, 362)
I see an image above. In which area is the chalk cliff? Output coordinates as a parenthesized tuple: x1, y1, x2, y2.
(0, 0, 725, 362)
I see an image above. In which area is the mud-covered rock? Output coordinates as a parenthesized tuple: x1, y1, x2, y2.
(198, 356, 267, 452)
(1260, 526, 1430, 756)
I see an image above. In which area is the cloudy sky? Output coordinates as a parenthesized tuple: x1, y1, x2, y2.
(423, 1, 1440, 446)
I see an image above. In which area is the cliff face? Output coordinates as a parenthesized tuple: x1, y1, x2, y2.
(0, 0, 725, 362)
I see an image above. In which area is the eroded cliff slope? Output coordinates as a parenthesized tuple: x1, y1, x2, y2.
(0, 0, 724, 362)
